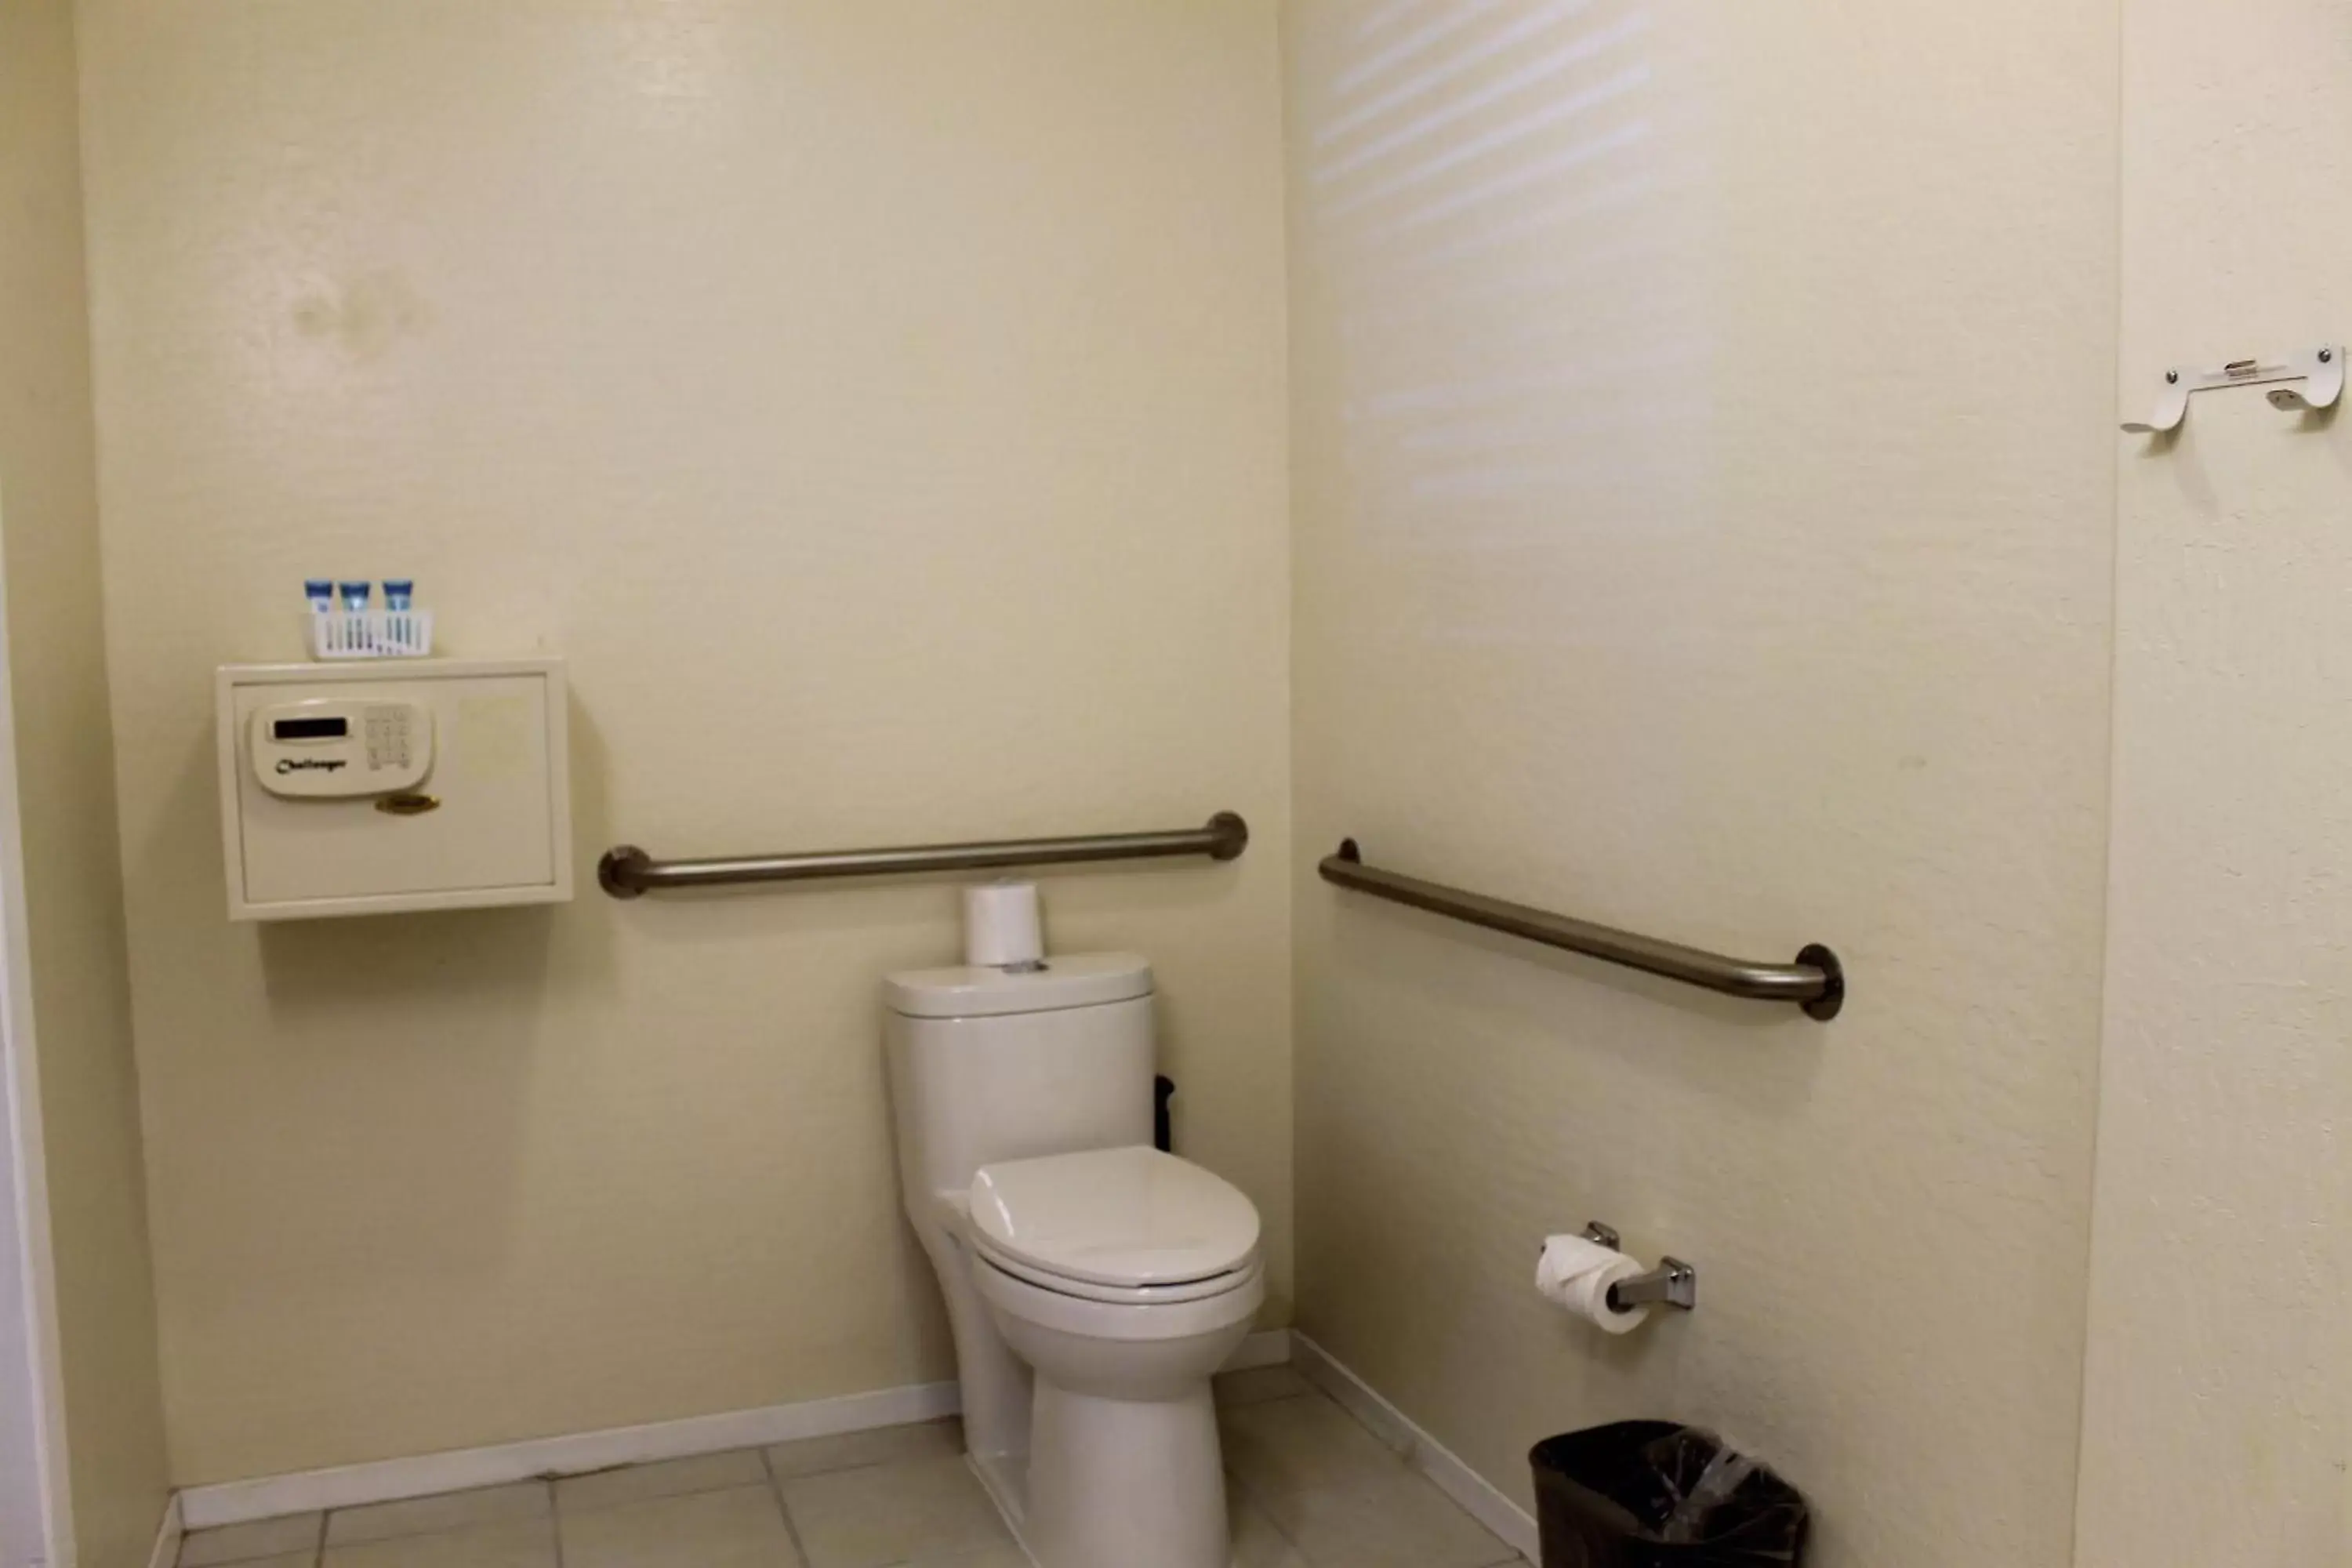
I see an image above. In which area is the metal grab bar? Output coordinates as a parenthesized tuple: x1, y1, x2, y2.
(600, 811, 1249, 899)
(1319, 839, 1844, 1020)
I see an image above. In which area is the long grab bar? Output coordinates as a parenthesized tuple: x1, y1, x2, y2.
(600, 811, 1249, 898)
(1318, 839, 1843, 1020)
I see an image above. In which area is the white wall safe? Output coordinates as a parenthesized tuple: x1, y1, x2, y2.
(216, 658, 572, 920)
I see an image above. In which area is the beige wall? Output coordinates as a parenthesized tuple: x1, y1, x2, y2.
(2076, 4, 2352, 1563)
(73, 0, 1292, 1484)
(71, 1, 2352, 1549)
(0, 0, 172, 1560)
(1282, 5, 2117, 1565)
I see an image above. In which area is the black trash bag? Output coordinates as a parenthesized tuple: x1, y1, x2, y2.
(1530, 1421, 1809, 1566)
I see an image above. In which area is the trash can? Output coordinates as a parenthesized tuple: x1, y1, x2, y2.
(1530, 1421, 1809, 1566)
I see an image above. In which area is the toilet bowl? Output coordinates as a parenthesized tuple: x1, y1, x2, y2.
(883, 953, 1264, 1568)
(966, 1145, 1262, 1568)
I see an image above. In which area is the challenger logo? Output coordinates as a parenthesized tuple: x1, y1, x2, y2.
(277, 757, 348, 775)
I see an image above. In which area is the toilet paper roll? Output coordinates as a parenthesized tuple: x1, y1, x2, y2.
(964, 880, 1045, 969)
(1535, 1233, 1653, 1334)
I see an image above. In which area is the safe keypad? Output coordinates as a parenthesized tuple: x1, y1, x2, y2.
(364, 706, 415, 771)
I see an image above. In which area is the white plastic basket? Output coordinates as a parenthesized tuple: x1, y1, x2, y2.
(309, 608, 435, 660)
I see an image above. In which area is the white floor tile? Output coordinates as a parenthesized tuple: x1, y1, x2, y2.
(1222, 1390, 1412, 1496)
(321, 1517, 555, 1568)
(1229, 1483, 1312, 1568)
(1252, 1481, 1521, 1568)
(557, 1448, 768, 1514)
(1214, 1366, 1316, 1409)
(764, 1417, 964, 1481)
(1224, 1395, 1518, 1568)
(907, 1548, 1028, 1568)
(180, 1513, 321, 1568)
(327, 1482, 550, 1547)
(779, 1450, 1014, 1568)
(561, 1484, 803, 1568)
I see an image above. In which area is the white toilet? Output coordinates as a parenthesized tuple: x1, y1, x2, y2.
(884, 951, 1263, 1568)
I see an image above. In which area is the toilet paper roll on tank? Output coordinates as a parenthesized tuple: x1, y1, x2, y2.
(1537, 1232, 1653, 1334)
(965, 880, 1046, 969)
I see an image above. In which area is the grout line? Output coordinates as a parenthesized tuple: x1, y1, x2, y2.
(1290, 1337, 1535, 1563)
(1220, 1462, 1311, 1567)
(1220, 1384, 1314, 1411)
(1227, 1374, 1523, 1567)
(1214, 1372, 1319, 1563)
(1214, 1398, 1309, 1565)
(759, 1439, 815, 1566)
(546, 1479, 564, 1568)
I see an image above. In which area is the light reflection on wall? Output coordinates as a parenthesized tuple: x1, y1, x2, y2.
(608, 0, 732, 131)
(1297, 0, 1709, 567)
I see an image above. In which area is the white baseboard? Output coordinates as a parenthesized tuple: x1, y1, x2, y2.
(176, 1379, 956, 1530)
(178, 1329, 1294, 1532)
(1221, 1327, 1291, 1374)
(144, 1493, 183, 1568)
(1291, 1334, 1537, 1564)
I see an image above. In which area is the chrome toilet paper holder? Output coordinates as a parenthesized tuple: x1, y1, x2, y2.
(1582, 1222, 1699, 1312)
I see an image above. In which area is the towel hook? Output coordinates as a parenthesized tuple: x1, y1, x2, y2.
(2122, 343, 2343, 434)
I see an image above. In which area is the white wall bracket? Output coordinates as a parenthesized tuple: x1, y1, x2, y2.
(2122, 344, 2344, 434)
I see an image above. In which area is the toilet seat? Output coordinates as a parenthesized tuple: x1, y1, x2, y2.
(965, 1145, 1260, 1300)
(972, 1236, 1261, 1306)
(973, 1246, 1265, 1346)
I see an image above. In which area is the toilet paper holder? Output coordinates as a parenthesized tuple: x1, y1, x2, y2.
(1581, 1222, 1698, 1312)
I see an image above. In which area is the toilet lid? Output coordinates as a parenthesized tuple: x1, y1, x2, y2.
(967, 1145, 1260, 1288)
(884, 953, 1151, 1019)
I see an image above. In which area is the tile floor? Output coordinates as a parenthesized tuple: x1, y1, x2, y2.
(176, 1366, 1525, 1568)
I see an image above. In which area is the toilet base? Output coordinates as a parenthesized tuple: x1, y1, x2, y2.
(960, 1221, 1262, 1568)
(1025, 1380, 1230, 1568)
(967, 1449, 1033, 1548)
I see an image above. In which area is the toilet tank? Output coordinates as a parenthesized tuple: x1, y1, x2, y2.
(884, 954, 1156, 1213)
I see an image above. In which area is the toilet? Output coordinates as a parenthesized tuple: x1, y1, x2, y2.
(884, 951, 1263, 1568)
